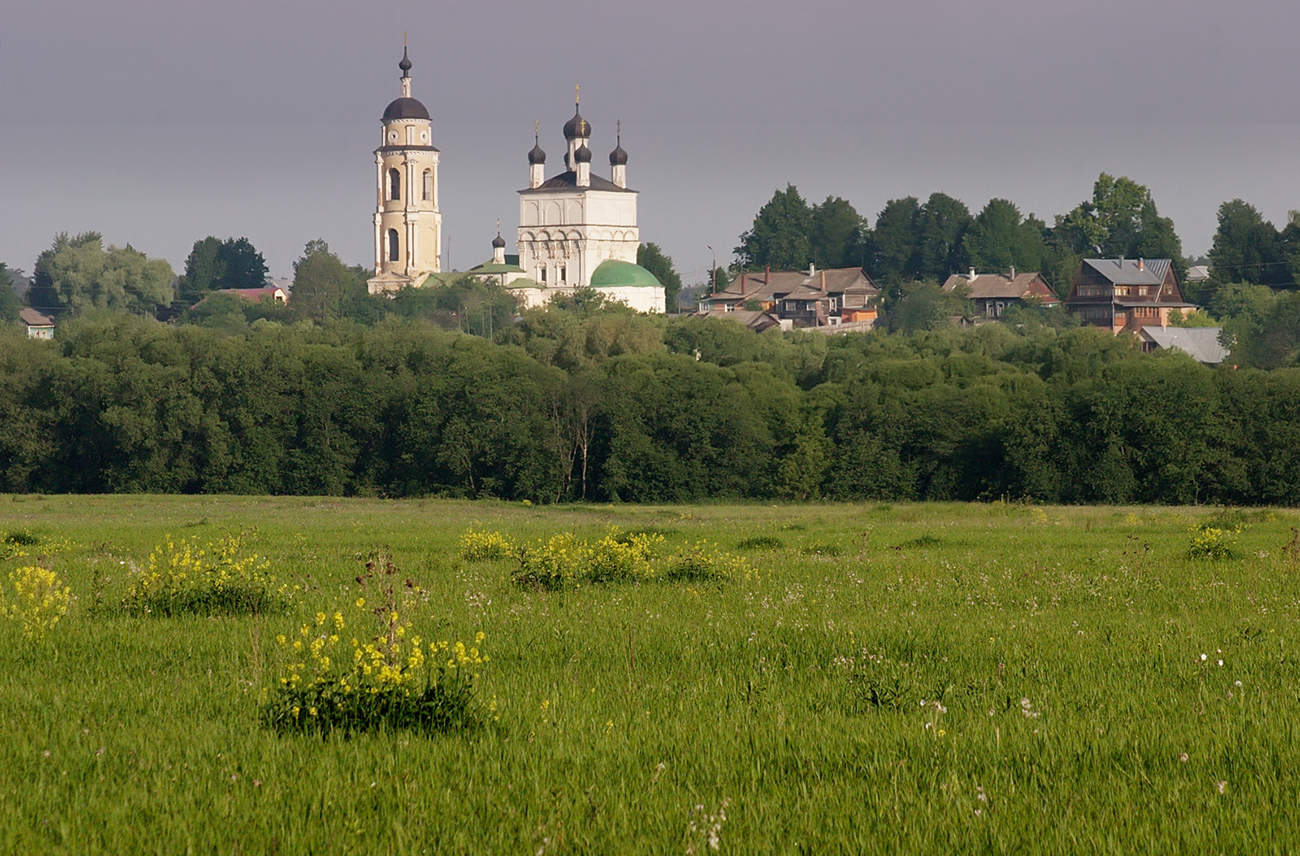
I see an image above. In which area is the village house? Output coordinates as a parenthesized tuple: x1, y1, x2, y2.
(699, 265, 879, 329)
(216, 286, 288, 305)
(941, 268, 1058, 318)
(1065, 258, 1196, 333)
(19, 308, 55, 339)
(1136, 326, 1228, 364)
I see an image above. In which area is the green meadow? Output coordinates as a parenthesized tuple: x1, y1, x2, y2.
(2, 495, 1299, 853)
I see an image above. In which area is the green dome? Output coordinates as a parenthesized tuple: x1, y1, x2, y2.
(589, 259, 662, 288)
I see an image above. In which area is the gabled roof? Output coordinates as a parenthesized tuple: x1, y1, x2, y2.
(702, 308, 781, 331)
(709, 267, 878, 302)
(217, 287, 286, 302)
(942, 272, 1057, 301)
(1138, 326, 1228, 364)
(19, 307, 54, 326)
(1082, 258, 1169, 286)
(520, 170, 634, 194)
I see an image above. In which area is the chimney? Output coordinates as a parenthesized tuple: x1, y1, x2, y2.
(764, 265, 770, 286)
(968, 267, 976, 281)
(808, 262, 816, 277)
(1009, 265, 1016, 279)
(739, 273, 746, 296)
(820, 270, 826, 291)
(1137, 258, 1145, 271)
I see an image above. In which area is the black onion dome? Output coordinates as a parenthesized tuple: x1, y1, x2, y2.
(399, 46, 412, 75)
(383, 97, 430, 122)
(563, 108, 591, 140)
(492, 233, 506, 249)
(528, 141, 546, 165)
(609, 143, 628, 166)
(574, 144, 593, 164)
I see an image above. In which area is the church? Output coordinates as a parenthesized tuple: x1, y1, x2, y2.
(366, 48, 665, 313)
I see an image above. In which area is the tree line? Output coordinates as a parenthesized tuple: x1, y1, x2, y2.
(3, 304, 1300, 505)
(732, 174, 1300, 307)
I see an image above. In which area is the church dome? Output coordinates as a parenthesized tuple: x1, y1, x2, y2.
(609, 143, 628, 166)
(590, 260, 662, 289)
(492, 233, 506, 249)
(563, 108, 591, 140)
(528, 141, 546, 165)
(573, 144, 593, 164)
(383, 97, 430, 122)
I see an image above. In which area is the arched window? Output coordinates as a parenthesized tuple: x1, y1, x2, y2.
(388, 229, 399, 262)
(540, 266, 547, 284)
(388, 168, 401, 201)
(560, 265, 567, 282)
(422, 169, 433, 201)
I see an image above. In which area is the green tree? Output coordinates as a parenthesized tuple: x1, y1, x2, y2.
(809, 196, 867, 268)
(31, 232, 174, 315)
(735, 184, 813, 270)
(178, 236, 270, 305)
(915, 192, 973, 281)
(0, 262, 21, 322)
(1208, 200, 1283, 287)
(291, 240, 366, 322)
(868, 197, 922, 294)
(962, 199, 1046, 273)
(1052, 173, 1183, 268)
(636, 242, 682, 310)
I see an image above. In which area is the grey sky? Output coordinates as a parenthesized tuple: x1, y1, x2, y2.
(3, 0, 1298, 284)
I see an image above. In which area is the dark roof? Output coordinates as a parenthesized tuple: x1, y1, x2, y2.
(519, 170, 635, 194)
(1082, 258, 1169, 286)
(376, 145, 439, 153)
(563, 107, 591, 140)
(382, 97, 430, 122)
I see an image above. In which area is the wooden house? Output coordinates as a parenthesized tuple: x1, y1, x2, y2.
(1066, 258, 1195, 333)
(699, 266, 879, 329)
(941, 269, 1058, 318)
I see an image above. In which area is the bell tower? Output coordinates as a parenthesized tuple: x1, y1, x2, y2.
(368, 41, 442, 295)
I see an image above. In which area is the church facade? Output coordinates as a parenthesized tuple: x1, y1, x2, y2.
(368, 50, 663, 312)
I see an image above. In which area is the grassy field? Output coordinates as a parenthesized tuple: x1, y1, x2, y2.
(2, 495, 1299, 854)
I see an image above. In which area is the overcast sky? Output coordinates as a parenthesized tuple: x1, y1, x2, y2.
(3, 0, 1298, 284)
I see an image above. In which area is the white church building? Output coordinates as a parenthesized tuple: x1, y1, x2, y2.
(367, 50, 664, 313)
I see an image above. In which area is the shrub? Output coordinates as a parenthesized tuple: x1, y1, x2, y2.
(2, 565, 73, 638)
(736, 536, 783, 550)
(122, 534, 290, 616)
(513, 532, 586, 591)
(1187, 523, 1242, 560)
(512, 529, 750, 589)
(662, 542, 754, 583)
(587, 529, 661, 583)
(262, 552, 489, 735)
(457, 528, 514, 561)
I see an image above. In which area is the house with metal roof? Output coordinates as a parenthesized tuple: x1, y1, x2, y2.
(1136, 326, 1228, 364)
(1065, 258, 1196, 333)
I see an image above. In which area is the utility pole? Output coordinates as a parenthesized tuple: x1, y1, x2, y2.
(706, 244, 716, 293)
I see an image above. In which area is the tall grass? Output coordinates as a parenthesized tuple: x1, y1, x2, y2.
(1, 495, 1298, 852)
